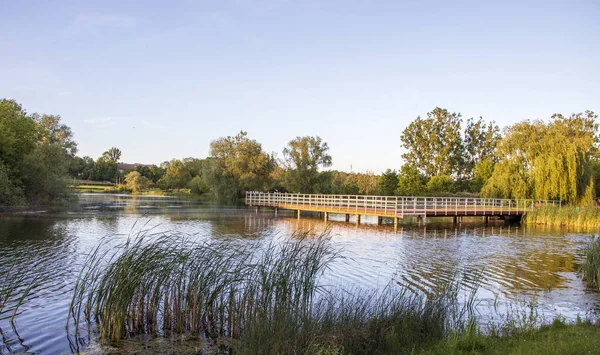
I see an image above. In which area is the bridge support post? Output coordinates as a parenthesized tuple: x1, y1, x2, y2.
(255, 207, 258, 214)
(318, 212, 322, 218)
(324, 211, 328, 222)
(355, 214, 360, 225)
(377, 216, 383, 225)
(297, 210, 301, 220)
(453, 216, 458, 225)
(345, 214, 350, 222)
(417, 215, 422, 226)
(274, 207, 278, 216)
(394, 217, 399, 231)
(483, 216, 488, 225)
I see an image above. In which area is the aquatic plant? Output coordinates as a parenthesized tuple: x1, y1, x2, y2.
(68, 231, 479, 353)
(523, 205, 600, 228)
(579, 236, 600, 289)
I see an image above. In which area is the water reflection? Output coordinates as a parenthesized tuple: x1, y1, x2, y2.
(0, 203, 598, 354)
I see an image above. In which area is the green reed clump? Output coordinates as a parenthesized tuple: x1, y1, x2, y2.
(69, 231, 338, 344)
(579, 237, 600, 289)
(68, 231, 480, 354)
(523, 205, 600, 228)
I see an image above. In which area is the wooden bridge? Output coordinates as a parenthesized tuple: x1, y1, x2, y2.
(245, 192, 560, 227)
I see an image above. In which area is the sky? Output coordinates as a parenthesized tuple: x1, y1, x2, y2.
(1, 0, 598, 173)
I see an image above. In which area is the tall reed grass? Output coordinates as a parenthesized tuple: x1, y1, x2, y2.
(68, 231, 478, 354)
(579, 236, 600, 290)
(523, 205, 600, 228)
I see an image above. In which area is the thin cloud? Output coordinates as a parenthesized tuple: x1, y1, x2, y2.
(65, 12, 136, 37)
(140, 119, 167, 130)
(84, 117, 116, 128)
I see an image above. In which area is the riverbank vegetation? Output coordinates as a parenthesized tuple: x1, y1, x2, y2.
(579, 236, 600, 290)
(66, 232, 600, 354)
(0, 99, 77, 207)
(523, 206, 600, 228)
(3, 97, 599, 208)
(68, 232, 471, 353)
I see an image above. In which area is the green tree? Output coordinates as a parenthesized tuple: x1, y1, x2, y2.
(21, 143, 70, 205)
(182, 157, 204, 178)
(282, 136, 332, 193)
(396, 165, 426, 196)
(124, 171, 149, 193)
(0, 99, 38, 176)
(463, 117, 500, 178)
(469, 158, 494, 193)
(482, 112, 599, 202)
(205, 131, 274, 202)
(160, 159, 191, 189)
(426, 175, 456, 194)
(0, 159, 24, 206)
(377, 169, 399, 196)
(32, 113, 78, 156)
(400, 108, 464, 178)
(106, 147, 122, 163)
(356, 171, 378, 195)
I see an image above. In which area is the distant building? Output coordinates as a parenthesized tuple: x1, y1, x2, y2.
(117, 163, 155, 174)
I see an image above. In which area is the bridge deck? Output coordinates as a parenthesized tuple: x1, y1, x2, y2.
(246, 192, 560, 219)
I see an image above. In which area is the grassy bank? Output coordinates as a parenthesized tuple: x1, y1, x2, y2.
(423, 318, 600, 355)
(523, 205, 600, 228)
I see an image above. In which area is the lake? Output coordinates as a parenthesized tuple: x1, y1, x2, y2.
(1, 194, 599, 354)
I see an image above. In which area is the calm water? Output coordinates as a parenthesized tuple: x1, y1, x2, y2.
(1, 194, 599, 354)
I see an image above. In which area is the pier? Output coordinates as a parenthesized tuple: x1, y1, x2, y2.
(245, 192, 560, 227)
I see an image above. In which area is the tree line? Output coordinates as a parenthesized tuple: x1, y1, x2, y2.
(1, 98, 598, 206)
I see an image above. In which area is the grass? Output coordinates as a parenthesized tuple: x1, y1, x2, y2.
(579, 236, 600, 290)
(523, 205, 600, 228)
(422, 318, 600, 355)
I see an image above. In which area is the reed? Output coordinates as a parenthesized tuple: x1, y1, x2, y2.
(579, 237, 600, 290)
(68, 231, 478, 353)
(523, 205, 600, 228)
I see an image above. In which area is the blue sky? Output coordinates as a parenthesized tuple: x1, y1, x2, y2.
(1, 0, 598, 173)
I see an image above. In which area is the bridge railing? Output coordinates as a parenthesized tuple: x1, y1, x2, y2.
(245, 192, 561, 216)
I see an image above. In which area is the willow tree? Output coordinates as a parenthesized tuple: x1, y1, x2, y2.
(483, 111, 598, 203)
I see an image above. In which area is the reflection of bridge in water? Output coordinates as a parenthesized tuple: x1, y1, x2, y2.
(246, 192, 560, 229)
(242, 212, 533, 239)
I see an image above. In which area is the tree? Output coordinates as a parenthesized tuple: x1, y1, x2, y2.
(463, 117, 500, 179)
(469, 158, 494, 192)
(0, 159, 24, 206)
(105, 147, 122, 163)
(32, 113, 78, 156)
(482, 111, 599, 202)
(377, 169, 399, 196)
(124, 171, 149, 193)
(21, 143, 70, 205)
(426, 175, 456, 194)
(205, 131, 274, 202)
(0, 99, 38, 176)
(396, 165, 426, 196)
(0, 99, 76, 206)
(182, 157, 204, 178)
(160, 159, 191, 189)
(282, 136, 332, 193)
(400, 108, 464, 179)
(356, 171, 377, 195)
